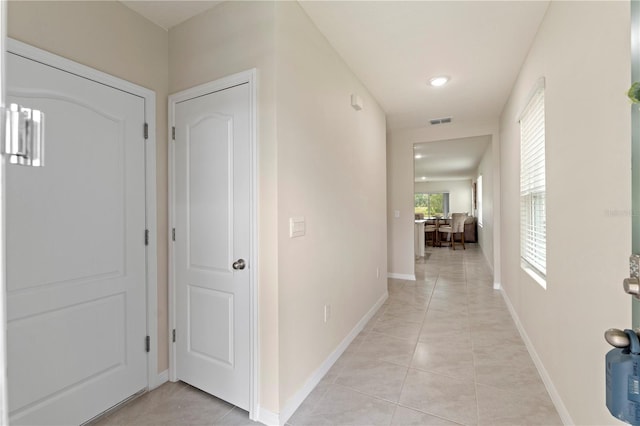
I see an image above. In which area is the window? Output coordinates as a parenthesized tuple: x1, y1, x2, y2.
(477, 175, 483, 227)
(415, 192, 449, 218)
(520, 79, 546, 283)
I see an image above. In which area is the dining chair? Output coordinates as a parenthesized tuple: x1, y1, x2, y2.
(438, 213, 466, 250)
(424, 223, 437, 247)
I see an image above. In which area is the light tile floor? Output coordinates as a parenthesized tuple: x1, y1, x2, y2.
(92, 381, 259, 426)
(95, 244, 562, 426)
(287, 244, 562, 426)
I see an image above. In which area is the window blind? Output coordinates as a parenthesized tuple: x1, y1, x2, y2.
(520, 80, 546, 278)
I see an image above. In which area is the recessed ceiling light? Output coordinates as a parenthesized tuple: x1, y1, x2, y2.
(415, 154, 422, 159)
(421, 176, 427, 180)
(429, 76, 449, 87)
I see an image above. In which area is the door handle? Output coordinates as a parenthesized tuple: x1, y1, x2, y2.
(232, 259, 246, 270)
(624, 277, 640, 298)
(605, 328, 632, 348)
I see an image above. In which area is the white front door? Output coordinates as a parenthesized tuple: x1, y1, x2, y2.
(173, 82, 251, 410)
(6, 52, 148, 425)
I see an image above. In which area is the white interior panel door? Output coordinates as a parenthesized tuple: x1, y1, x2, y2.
(6, 52, 147, 425)
(174, 83, 250, 410)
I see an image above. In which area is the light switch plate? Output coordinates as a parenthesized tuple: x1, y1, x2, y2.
(290, 216, 305, 238)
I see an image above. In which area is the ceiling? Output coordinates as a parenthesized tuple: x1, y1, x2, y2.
(120, 0, 549, 181)
(121, 1, 222, 30)
(298, 1, 549, 130)
(414, 136, 491, 182)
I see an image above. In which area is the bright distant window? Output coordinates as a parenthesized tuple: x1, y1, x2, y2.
(414, 192, 449, 218)
(520, 79, 546, 285)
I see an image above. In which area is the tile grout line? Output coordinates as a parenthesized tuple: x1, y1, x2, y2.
(393, 257, 437, 419)
(464, 249, 484, 426)
(406, 250, 473, 425)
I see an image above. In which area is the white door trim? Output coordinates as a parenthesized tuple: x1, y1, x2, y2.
(0, 3, 8, 424)
(5, 38, 161, 390)
(168, 69, 258, 419)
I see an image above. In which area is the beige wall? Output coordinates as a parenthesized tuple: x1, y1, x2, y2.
(414, 180, 472, 215)
(170, 1, 387, 415)
(274, 1, 387, 410)
(499, 1, 631, 423)
(7, 0, 171, 372)
(387, 123, 498, 277)
(475, 145, 494, 268)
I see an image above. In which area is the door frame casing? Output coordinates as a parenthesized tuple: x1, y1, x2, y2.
(5, 38, 161, 390)
(631, 0, 640, 328)
(0, 3, 7, 423)
(167, 69, 258, 419)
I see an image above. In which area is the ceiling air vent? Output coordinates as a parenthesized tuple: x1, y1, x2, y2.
(429, 117, 452, 125)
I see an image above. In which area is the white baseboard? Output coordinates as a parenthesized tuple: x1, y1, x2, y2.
(499, 288, 574, 425)
(149, 369, 169, 390)
(493, 281, 501, 290)
(256, 406, 280, 426)
(277, 291, 389, 425)
(387, 272, 416, 281)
